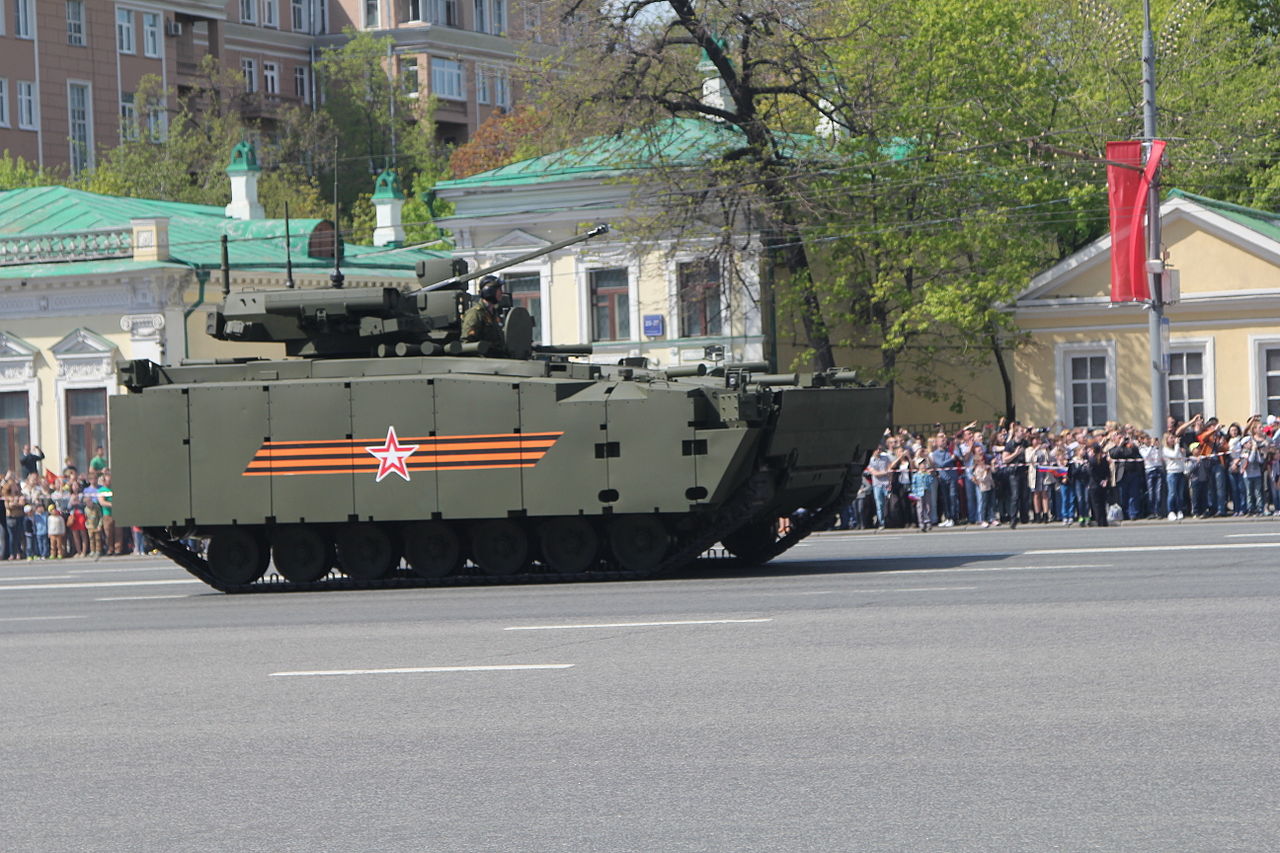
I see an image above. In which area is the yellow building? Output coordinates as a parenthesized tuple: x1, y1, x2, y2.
(1012, 190, 1280, 429)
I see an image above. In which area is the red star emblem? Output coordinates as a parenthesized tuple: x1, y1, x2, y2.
(365, 425, 419, 483)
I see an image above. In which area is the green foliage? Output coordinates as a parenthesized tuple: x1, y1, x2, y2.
(0, 151, 60, 190)
(279, 29, 454, 243)
(74, 62, 327, 215)
(402, 171, 452, 246)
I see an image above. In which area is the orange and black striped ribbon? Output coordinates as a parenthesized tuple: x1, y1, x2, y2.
(243, 431, 563, 476)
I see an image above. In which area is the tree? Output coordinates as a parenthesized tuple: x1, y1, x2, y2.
(0, 151, 60, 190)
(449, 106, 561, 178)
(531, 0, 1280, 418)
(537, 0, 864, 370)
(296, 29, 452, 243)
(791, 0, 1087, 417)
(77, 60, 328, 216)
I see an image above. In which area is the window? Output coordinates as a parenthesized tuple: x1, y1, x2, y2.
(473, 0, 486, 32)
(476, 67, 490, 104)
(523, 3, 542, 40)
(1167, 350, 1205, 425)
(493, 72, 510, 109)
(240, 0, 256, 24)
(678, 260, 722, 338)
(263, 0, 278, 27)
(241, 58, 257, 93)
(117, 9, 135, 53)
(491, 0, 505, 33)
(147, 107, 166, 141)
(68, 82, 93, 175)
(400, 57, 419, 96)
(143, 12, 159, 56)
(14, 0, 32, 38)
(502, 272, 541, 344)
(66, 388, 107, 476)
(67, 1, 86, 46)
(0, 392, 30, 477)
(404, 0, 423, 21)
(591, 269, 630, 342)
(119, 92, 137, 141)
(1264, 347, 1280, 418)
(427, 0, 457, 26)
(364, 0, 378, 27)
(315, 0, 327, 32)
(293, 66, 309, 102)
(430, 57, 464, 100)
(291, 0, 307, 31)
(1069, 355, 1109, 428)
(17, 81, 35, 130)
(0, 80, 8, 128)
(263, 61, 279, 94)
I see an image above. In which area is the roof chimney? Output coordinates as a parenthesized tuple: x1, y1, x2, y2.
(371, 168, 405, 248)
(225, 140, 264, 220)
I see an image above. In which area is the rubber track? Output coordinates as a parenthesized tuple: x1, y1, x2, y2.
(148, 465, 853, 594)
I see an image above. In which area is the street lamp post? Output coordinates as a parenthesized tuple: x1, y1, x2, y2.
(1143, 0, 1168, 435)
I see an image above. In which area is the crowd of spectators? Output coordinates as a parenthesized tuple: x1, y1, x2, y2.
(844, 413, 1280, 531)
(0, 445, 142, 560)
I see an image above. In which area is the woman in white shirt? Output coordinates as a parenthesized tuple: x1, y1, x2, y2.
(1161, 432, 1189, 520)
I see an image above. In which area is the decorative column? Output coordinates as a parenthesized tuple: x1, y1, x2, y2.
(372, 168, 406, 248)
(225, 140, 264, 220)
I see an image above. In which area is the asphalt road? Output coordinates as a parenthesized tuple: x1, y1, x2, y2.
(1, 519, 1277, 852)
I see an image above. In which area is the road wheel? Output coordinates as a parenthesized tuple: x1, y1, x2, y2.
(207, 527, 269, 586)
(403, 521, 464, 579)
(721, 518, 779, 566)
(270, 525, 334, 583)
(469, 520, 530, 576)
(538, 517, 600, 574)
(334, 523, 399, 581)
(608, 515, 670, 573)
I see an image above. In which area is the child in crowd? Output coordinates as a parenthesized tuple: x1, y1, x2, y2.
(32, 503, 48, 559)
(68, 500, 87, 557)
(84, 497, 104, 557)
(22, 504, 36, 559)
(47, 505, 66, 559)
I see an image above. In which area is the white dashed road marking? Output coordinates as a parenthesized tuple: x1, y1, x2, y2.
(270, 664, 575, 678)
(1027, 543, 1280, 555)
(96, 594, 193, 601)
(0, 615, 85, 622)
(0, 579, 204, 592)
(505, 618, 772, 631)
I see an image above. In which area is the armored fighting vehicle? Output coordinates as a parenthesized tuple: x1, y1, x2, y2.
(111, 226, 889, 592)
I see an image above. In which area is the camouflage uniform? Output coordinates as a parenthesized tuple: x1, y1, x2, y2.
(461, 303, 507, 356)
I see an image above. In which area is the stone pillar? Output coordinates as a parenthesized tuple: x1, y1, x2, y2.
(130, 217, 170, 262)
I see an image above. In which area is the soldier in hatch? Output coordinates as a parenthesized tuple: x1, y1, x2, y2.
(460, 275, 508, 357)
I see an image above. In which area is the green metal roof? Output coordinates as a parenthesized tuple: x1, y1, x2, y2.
(435, 117, 820, 191)
(0, 185, 448, 280)
(1168, 189, 1280, 244)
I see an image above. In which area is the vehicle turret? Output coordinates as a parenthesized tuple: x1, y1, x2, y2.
(205, 225, 609, 359)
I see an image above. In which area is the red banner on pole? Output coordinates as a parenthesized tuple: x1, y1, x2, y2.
(1106, 140, 1166, 302)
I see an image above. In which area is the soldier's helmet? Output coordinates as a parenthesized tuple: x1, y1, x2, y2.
(479, 275, 502, 303)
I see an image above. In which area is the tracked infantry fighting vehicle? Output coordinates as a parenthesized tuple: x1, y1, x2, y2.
(111, 226, 889, 592)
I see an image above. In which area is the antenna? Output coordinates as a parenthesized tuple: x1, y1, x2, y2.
(284, 201, 295, 289)
(330, 142, 344, 289)
(220, 234, 231, 297)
